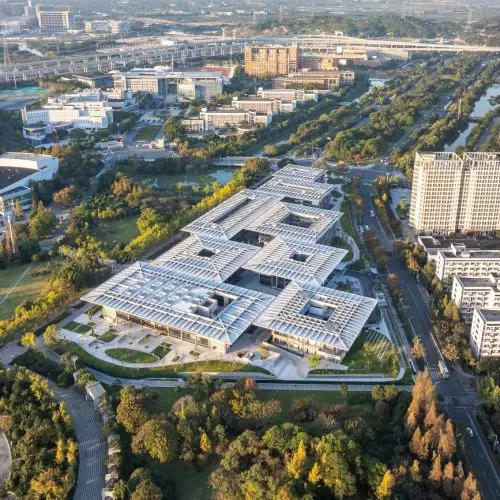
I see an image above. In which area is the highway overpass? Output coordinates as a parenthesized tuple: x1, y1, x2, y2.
(1, 34, 499, 83)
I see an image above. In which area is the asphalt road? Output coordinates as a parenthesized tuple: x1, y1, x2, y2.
(351, 164, 500, 499)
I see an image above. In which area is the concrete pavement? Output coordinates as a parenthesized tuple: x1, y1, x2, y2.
(49, 382, 106, 500)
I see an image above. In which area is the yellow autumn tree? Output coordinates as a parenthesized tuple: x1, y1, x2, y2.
(376, 470, 395, 499)
(286, 440, 307, 480)
(55, 439, 66, 464)
(67, 439, 78, 465)
(308, 462, 322, 485)
(200, 432, 212, 454)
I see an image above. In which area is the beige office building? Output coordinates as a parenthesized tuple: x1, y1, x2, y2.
(409, 152, 500, 235)
(244, 46, 299, 78)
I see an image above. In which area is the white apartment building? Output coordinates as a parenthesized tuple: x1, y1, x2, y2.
(451, 274, 500, 323)
(36, 6, 74, 31)
(410, 151, 500, 235)
(21, 90, 113, 143)
(256, 87, 319, 103)
(232, 96, 296, 114)
(199, 107, 272, 131)
(436, 244, 500, 287)
(470, 308, 500, 358)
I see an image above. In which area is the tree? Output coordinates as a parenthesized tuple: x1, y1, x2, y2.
(43, 324, 58, 347)
(30, 467, 71, 498)
(308, 462, 322, 485)
(309, 353, 321, 369)
(442, 461, 455, 497)
(113, 480, 127, 500)
(412, 336, 427, 359)
(286, 440, 307, 479)
(60, 352, 78, 374)
(376, 470, 395, 499)
(429, 454, 442, 483)
(21, 332, 37, 348)
(28, 202, 58, 240)
(200, 431, 212, 454)
(116, 386, 151, 434)
(131, 479, 162, 500)
(442, 343, 460, 362)
(53, 185, 77, 208)
(340, 383, 349, 399)
(14, 199, 24, 220)
(461, 472, 480, 500)
(132, 418, 176, 463)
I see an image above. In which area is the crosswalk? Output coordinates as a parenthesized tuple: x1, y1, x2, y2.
(442, 395, 478, 407)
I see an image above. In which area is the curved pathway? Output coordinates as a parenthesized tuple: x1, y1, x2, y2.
(49, 382, 106, 500)
(0, 431, 11, 483)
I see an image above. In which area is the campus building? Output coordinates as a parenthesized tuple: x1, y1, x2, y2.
(21, 90, 114, 144)
(244, 46, 299, 78)
(435, 244, 500, 287)
(256, 87, 319, 103)
(36, 5, 74, 31)
(0, 153, 59, 215)
(451, 274, 500, 323)
(470, 308, 500, 358)
(272, 70, 355, 90)
(83, 165, 377, 360)
(198, 108, 272, 131)
(231, 96, 296, 114)
(409, 152, 500, 235)
(112, 68, 223, 101)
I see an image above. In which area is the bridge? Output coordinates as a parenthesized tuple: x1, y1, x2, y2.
(1, 34, 499, 83)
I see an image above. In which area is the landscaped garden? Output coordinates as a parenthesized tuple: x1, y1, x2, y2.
(53, 341, 271, 377)
(63, 320, 92, 334)
(135, 125, 161, 141)
(152, 342, 171, 358)
(106, 348, 158, 363)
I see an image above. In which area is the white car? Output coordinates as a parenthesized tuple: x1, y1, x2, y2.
(466, 427, 475, 438)
(370, 210, 375, 217)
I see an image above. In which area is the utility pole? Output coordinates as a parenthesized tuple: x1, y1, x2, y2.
(6, 213, 16, 255)
(3, 38, 10, 69)
(466, 9, 473, 32)
(458, 97, 462, 120)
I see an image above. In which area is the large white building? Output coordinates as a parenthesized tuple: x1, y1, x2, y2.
(112, 68, 223, 101)
(83, 165, 377, 360)
(198, 107, 272, 131)
(436, 244, 500, 287)
(451, 274, 500, 323)
(256, 87, 319, 103)
(21, 90, 114, 144)
(0, 153, 59, 215)
(232, 95, 296, 114)
(470, 309, 500, 358)
(410, 152, 500, 235)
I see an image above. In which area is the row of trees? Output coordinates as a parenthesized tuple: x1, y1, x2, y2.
(363, 229, 389, 269)
(371, 176, 403, 237)
(0, 367, 77, 498)
(110, 371, 480, 499)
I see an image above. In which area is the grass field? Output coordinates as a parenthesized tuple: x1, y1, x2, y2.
(106, 348, 158, 363)
(331, 236, 354, 262)
(93, 217, 139, 245)
(135, 126, 161, 141)
(0, 262, 51, 320)
(341, 329, 398, 375)
(63, 321, 92, 334)
(95, 329, 118, 343)
(54, 341, 271, 377)
(152, 343, 171, 359)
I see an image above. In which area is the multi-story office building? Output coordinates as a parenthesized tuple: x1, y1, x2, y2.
(0, 153, 59, 215)
(113, 68, 223, 101)
(231, 96, 296, 114)
(256, 87, 319, 103)
(36, 6, 74, 32)
(244, 46, 299, 78)
(470, 308, 500, 358)
(273, 70, 355, 90)
(451, 273, 500, 323)
(435, 244, 500, 287)
(22, 90, 113, 144)
(198, 107, 272, 131)
(409, 151, 500, 235)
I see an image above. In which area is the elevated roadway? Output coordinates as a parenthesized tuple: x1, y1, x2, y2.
(1, 34, 500, 83)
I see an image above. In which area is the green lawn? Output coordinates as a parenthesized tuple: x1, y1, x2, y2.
(96, 330, 118, 343)
(0, 262, 51, 320)
(135, 126, 161, 141)
(340, 329, 399, 376)
(63, 321, 92, 334)
(105, 348, 158, 364)
(93, 217, 139, 245)
(331, 236, 354, 262)
(152, 343, 171, 359)
(54, 341, 271, 378)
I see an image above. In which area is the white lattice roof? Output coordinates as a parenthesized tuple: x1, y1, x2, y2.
(256, 176, 333, 205)
(153, 234, 258, 282)
(182, 189, 279, 239)
(274, 164, 326, 183)
(254, 282, 377, 352)
(243, 237, 347, 286)
(247, 202, 341, 244)
(82, 262, 273, 345)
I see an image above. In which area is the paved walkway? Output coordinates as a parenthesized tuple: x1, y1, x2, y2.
(48, 382, 106, 500)
(0, 431, 11, 483)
